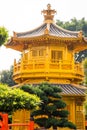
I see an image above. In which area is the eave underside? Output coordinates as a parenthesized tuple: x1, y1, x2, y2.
(5, 35, 84, 52)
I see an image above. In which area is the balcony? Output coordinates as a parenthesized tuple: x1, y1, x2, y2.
(13, 59, 84, 83)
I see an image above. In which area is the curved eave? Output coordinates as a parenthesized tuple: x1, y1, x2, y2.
(74, 37, 87, 52)
(14, 33, 80, 41)
(5, 38, 24, 52)
(5, 34, 82, 52)
(15, 34, 81, 42)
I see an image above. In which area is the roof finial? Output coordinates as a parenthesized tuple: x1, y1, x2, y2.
(47, 3, 51, 10)
(41, 4, 56, 23)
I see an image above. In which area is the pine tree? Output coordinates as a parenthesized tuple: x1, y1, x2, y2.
(21, 82, 76, 130)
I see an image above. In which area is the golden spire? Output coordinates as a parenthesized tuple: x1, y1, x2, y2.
(41, 4, 56, 23)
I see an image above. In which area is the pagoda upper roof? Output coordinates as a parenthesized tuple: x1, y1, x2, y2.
(13, 3, 81, 39)
(5, 4, 87, 52)
(16, 22, 79, 38)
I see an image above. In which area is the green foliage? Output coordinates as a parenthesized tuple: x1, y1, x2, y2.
(0, 84, 40, 113)
(52, 110, 69, 118)
(21, 82, 76, 129)
(56, 17, 87, 36)
(83, 58, 87, 86)
(83, 59, 87, 116)
(83, 58, 87, 69)
(0, 66, 16, 86)
(0, 26, 8, 46)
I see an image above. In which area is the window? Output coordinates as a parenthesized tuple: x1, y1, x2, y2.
(39, 50, 44, 56)
(32, 50, 37, 57)
(51, 50, 63, 62)
(32, 49, 45, 57)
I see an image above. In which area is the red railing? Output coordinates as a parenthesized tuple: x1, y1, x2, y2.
(8, 121, 34, 130)
(0, 113, 34, 130)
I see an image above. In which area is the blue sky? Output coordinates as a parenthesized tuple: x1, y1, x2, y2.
(0, 0, 87, 71)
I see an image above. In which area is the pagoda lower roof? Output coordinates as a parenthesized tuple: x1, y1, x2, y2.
(16, 23, 79, 38)
(13, 83, 85, 96)
(54, 84, 85, 96)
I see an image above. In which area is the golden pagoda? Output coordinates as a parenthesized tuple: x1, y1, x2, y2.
(5, 4, 87, 130)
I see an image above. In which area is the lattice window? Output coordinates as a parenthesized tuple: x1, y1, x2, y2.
(39, 50, 44, 56)
(32, 50, 37, 57)
(51, 50, 63, 62)
(76, 105, 84, 129)
(32, 49, 45, 57)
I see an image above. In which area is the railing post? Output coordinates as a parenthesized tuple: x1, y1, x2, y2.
(29, 116, 34, 130)
(0, 113, 8, 130)
(59, 60, 61, 70)
(2, 113, 8, 130)
(29, 121, 34, 130)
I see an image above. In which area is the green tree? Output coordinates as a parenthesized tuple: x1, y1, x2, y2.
(0, 66, 16, 86)
(0, 26, 8, 46)
(0, 84, 40, 114)
(21, 82, 76, 130)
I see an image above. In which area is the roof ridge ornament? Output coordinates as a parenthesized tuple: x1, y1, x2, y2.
(44, 23, 50, 34)
(41, 4, 56, 23)
(44, 28, 49, 34)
